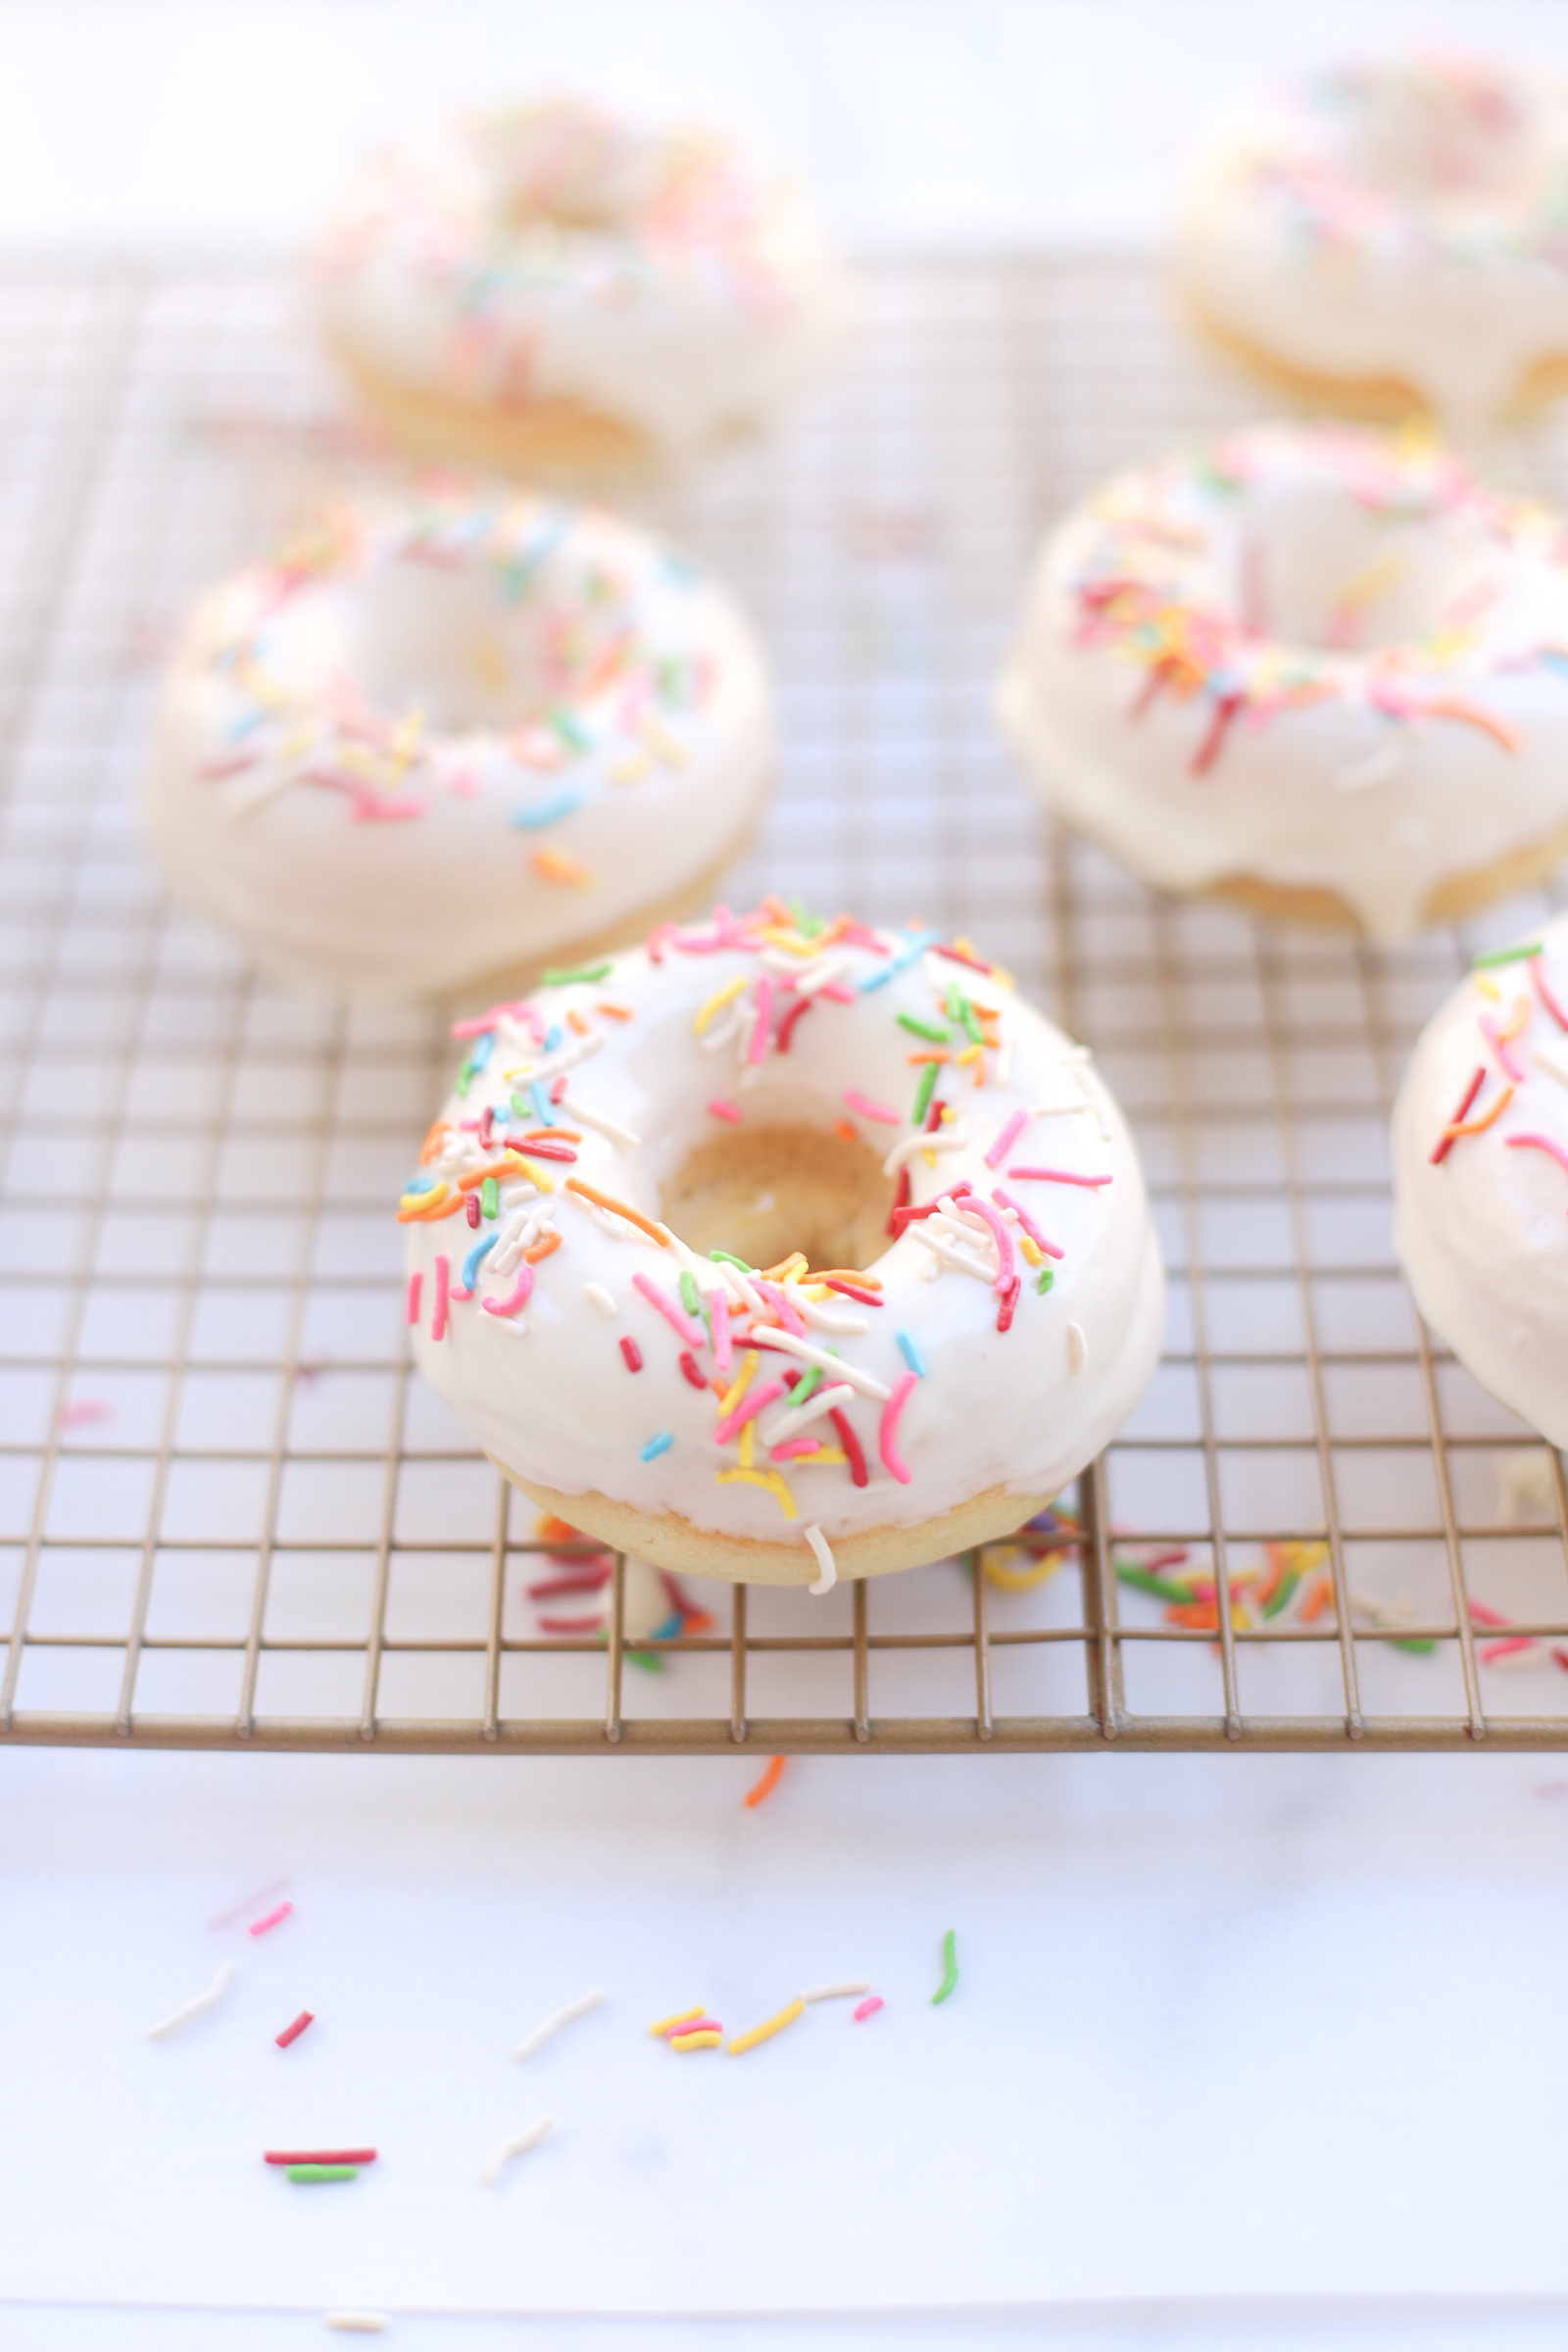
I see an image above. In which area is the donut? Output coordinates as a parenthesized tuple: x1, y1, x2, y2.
(1176, 55, 1568, 431)
(1393, 919, 1568, 1446)
(997, 422, 1568, 941)
(142, 489, 771, 1001)
(311, 99, 848, 474)
(400, 903, 1164, 1588)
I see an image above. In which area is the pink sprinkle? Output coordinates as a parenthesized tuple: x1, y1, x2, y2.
(713, 1380, 786, 1446)
(58, 1398, 111, 1428)
(843, 1089, 901, 1126)
(1480, 1011, 1526, 1084)
(991, 1187, 1064, 1260)
(666, 2016, 722, 2039)
(1506, 1133, 1568, 1198)
(984, 1109, 1028, 1169)
(431, 1254, 450, 1341)
(754, 1278, 806, 1337)
(879, 1371, 917, 1486)
(710, 1291, 732, 1376)
(1532, 956, 1568, 1032)
(633, 1271, 707, 1348)
(1482, 1637, 1537, 1664)
(249, 1901, 293, 1937)
(748, 975, 774, 1065)
(482, 1263, 534, 1317)
(771, 1436, 824, 1461)
(709, 1099, 743, 1123)
(1468, 1599, 1512, 1627)
(853, 1995, 884, 2023)
(1006, 1166, 1113, 1188)
(956, 1193, 1014, 1295)
(817, 983, 856, 1004)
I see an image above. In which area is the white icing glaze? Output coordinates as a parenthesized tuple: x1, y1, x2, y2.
(311, 100, 849, 458)
(403, 906, 1165, 1565)
(1178, 55, 1568, 432)
(142, 492, 771, 999)
(997, 423, 1568, 942)
(1392, 917, 1568, 1446)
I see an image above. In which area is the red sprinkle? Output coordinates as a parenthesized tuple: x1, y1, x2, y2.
(275, 2011, 314, 2049)
(264, 2149, 376, 2167)
(466, 1192, 481, 1228)
(891, 1180, 973, 1239)
(248, 1901, 293, 1937)
(830, 1406, 869, 1488)
(996, 1275, 1020, 1333)
(538, 1613, 607, 1634)
(526, 1569, 612, 1600)
(1191, 689, 1244, 776)
(887, 1166, 911, 1237)
(678, 1350, 710, 1391)
(619, 1335, 644, 1373)
(514, 1139, 577, 1162)
(1429, 1065, 1486, 1164)
(1531, 953, 1568, 1032)
(775, 997, 813, 1054)
(933, 942, 992, 976)
(824, 1279, 883, 1306)
(924, 1097, 947, 1134)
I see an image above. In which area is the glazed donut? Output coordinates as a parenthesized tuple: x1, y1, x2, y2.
(1177, 54, 1568, 430)
(997, 422, 1568, 941)
(1393, 919, 1568, 1446)
(311, 99, 848, 474)
(401, 903, 1164, 1587)
(142, 490, 771, 1001)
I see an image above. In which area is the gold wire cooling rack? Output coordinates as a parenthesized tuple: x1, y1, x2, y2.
(5, 255, 1568, 1755)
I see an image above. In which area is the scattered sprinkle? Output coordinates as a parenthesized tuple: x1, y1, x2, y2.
(148, 1960, 236, 2041)
(288, 2167, 359, 2185)
(932, 1930, 959, 2005)
(728, 1997, 806, 2056)
(275, 2011, 314, 2049)
(264, 2149, 376, 2166)
(802, 1982, 871, 2003)
(649, 2004, 705, 2036)
(514, 1988, 607, 2063)
(324, 2318, 388, 2337)
(249, 1900, 294, 1937)
(744, 1755, 787, 1808)
(483, 2117, 552, 2187)
(669, 2028, 723, 2052)
(853, 1995, 885, 2023)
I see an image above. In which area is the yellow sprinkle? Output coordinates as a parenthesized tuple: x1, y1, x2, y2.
(738, 1419, 756, 1471)
(956, 1044, 981, 1066)
(757, 927, 818, 956)
(727, 1996, 806, 2056)
(669, 2029, 723, 2052)
(717, 1350, 760, 1421)
(1334, 550, 1404, 614)
(401, 1179, 448, 1210)
(505, 1154, 555, 1194)
(771, 1252, 808, 1281)
(790, 1446, 847, 1468)
(1018, 1234, 1044, 1268)
(641, 716, 690, 768)
(716, 1467, 798, 1521)
(649, 2004, 705, 2036)
(532, 847, 593, 888)
(608, 750, 654, 784)
(1474, 973, 1502, 1002)
(940, 1103, 957, 1123)
(983, 1545, 1062, 1592)
(694, 974, 748, 1034)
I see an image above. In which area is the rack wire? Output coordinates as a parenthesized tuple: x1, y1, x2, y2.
(5, 254, 1568, 1754)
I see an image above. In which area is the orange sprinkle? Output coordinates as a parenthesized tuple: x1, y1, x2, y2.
(418, 1120, 451, 1166)
(833, 1120, 858, 1143)
(744, 1755, 786, 1808)
(1424, 697, 1519, 753)
(1498, 996, 1531, 1045)
(906, 1050, 951, 1064)
(1165, 1600, 1219, 1631)
(532, 847, 593, 887)
(566, 1007, 589, 1036)
(397, 1191, 466, 1224)
(595, 1000, 634, 1020)
(1445, 1082, 1515, 1142)
(564, 1177, 669, 1247)
(457, 1152, 533, 1194)
(812, 1269, 883, 1290)
(1299, 1575, 1334, 1624)
(537, 1515, 581, 1544)
(523, 1230, 563, 1265)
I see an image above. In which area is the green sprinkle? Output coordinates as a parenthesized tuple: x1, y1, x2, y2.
(1261, 1569, 1299, 1621)
(1115, 1563, 1193, 1604)
(1391, 1637, 1437, 1655)
(287, 2166, 359, 2184)
(678, 1269, 700, 1315)
(912, 1061, 938, 1125)
(542, 961, 612, 986)
(547, 707, 590, 751)
(787, 898, 826, 939)
(932, 1929, 959, 2006)
(897, 1012, 951, 1044)
(1472, 942, 1542, 968)
(510, 1092, 531, 1119)
(791, 1365, 824, 1407)
(710, 1250, 756, 1273)
(1036, 1265, 1054, 1294)
(480, 1175, 499, 1220)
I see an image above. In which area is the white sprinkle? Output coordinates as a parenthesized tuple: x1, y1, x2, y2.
(483, 2115, 553, 2186)
(909, 1226, 997, 1284)
(1068, 1322, 1088, 1375)
(514, 1988, 607, 2062)
(699, 1005, 744, 1054)
(802, 1981, 871, 2003)
(565, 1193, 660, 1248)
(1537, 1043, 1568, 1090)
(795, 951, 854, 998)
(561, 1093, 640, 1152)
(584, 1283, 617, 1317)
(503, 1029, 605, 1087)
(147, 1959, 236, 2041)
(1335, 738, 1407, 792)
(747, 1327, 892, 1401)
(760, 1381, 857, 1447)
(323, 2317, 389, 2336)
(804, 1523, 838, 1596)
(783, 1283, 867, 1335)
(882, 1130, 969, 1178)
(491, 1208, 550, 1277)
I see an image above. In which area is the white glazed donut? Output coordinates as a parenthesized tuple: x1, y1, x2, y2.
(997, 422, 1568, 941)
(1177, 54, 1568, 431)
(142, 490, 771, 1001)
(1393, 919, 1568, 1446)
(401, 903, 1165, 1586)
(311, 99, 849, 473)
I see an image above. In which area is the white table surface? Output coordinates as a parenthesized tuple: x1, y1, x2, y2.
(8, 3, 1568, 2345)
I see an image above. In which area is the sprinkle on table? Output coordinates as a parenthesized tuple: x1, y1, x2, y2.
(744, 1754, 786, 1808)
(727, 1996, 806, 2056)
(275, 2010, 314, 2049)
(931, 1929, 959, 2005)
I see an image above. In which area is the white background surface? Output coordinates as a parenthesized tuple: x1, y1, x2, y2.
(9, 2, 1568, 2345)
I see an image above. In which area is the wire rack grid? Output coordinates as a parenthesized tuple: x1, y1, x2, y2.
(5, 254, 1568, 1756)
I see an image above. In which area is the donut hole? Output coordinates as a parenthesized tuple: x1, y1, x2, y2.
(661, 1126, 897, 1276)
(1228, 477, 1499, 654)
(343, 554, 620, 732)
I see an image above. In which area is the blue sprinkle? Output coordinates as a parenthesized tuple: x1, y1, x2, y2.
(640, 1432, 674, 1462)
(467, 1031, 495, 1071)
(512, 788, 586, 830)
(896, 1329, 927, 1377)
(404, 1172, 439, 1196)
(649, 1609, 684, 1641)
(1541, 648, 1568, 677)
(226, 706, 269, 743)
(544, 1024, 564, 1052)
(462, 1235, 498, 1291)
(529, 1080, 555, 1127)
(858, 929, 939, 993)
